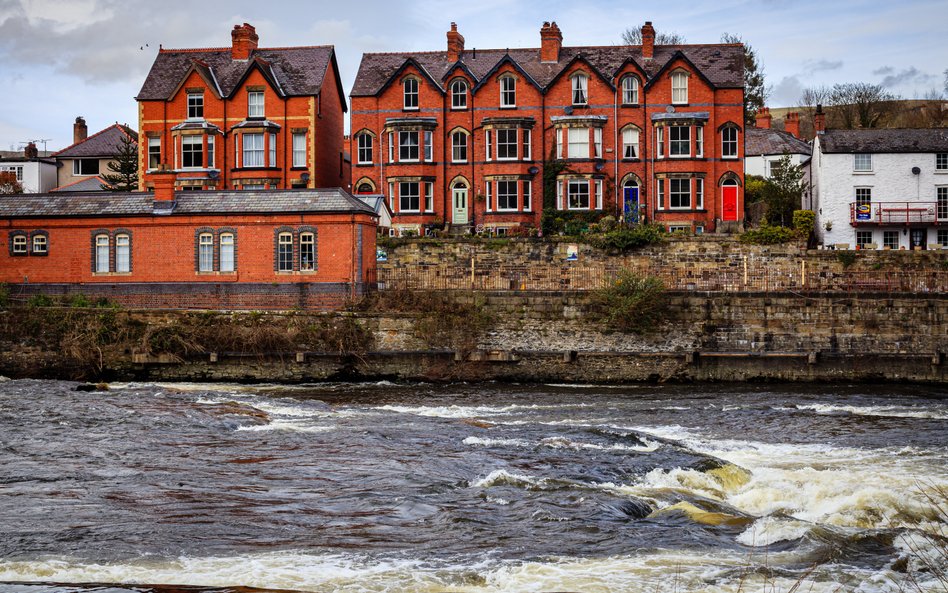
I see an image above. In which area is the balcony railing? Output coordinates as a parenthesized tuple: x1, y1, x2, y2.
(850, 201, 947, 225)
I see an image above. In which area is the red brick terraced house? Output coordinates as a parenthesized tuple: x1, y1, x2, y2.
(0, 176, 378, 310)
(350, 21, 745, 236)
(136, 23, 348, 192)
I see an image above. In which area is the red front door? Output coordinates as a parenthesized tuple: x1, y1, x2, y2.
(722, 185, 738, 222)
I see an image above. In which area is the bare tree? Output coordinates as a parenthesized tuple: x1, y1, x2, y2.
(828, 82, 898, 129)
(622, 25, 686, 45)
(722, 33, 769, 125)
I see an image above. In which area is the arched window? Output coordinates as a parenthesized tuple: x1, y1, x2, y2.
(403, 78, 419, 110)
(115, 234, 130, 273)
(277, 232, 293, 272)
(300, 232, 316, 272)
(671, 71, 689, 104)
(571, 73, 588, 105)
(357, 132, 373, 164)
(451, 79, 468, 109)
(94, 234, 109, 272)
(356, 178, 376, 194)
(31, 234, 47, 255)
(451, 130, 469, 163)
(499, 75, 516, 108)
(621, 75, 639, 105)
(621, 126, 640, 159)
(220, 233, 235, 273)
(198, 232, 214, 272)
(11, 233, 27, 255)
(722, 126, 739, 159)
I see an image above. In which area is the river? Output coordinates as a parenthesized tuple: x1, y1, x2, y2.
(0, 380, 945, 593)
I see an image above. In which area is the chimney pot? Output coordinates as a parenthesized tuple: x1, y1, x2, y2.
(755, 107, 772, 129)
(641, 21, 656, 60)
(540, 21, 563, 63)
(231, 22, 259, 60)
(784, 112, 800, 138)
(447, 21, 465, 62)
(73, 116, 88, 144)
(814, 104, 826, 135)
(24, 142, 38, 159)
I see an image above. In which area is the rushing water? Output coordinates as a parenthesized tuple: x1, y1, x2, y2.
(0, 379, 945, 593)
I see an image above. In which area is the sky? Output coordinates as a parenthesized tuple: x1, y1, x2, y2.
(1, 0, 946, 152)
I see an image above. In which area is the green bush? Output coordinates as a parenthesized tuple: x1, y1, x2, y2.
(598, 215, 618, 233)
(63, 293, 91, 308)
(594, 270, 667, 334)
(792, 210, 816, 239)
(563, 219, 588, 236)
(836, 250, 858, 268)
(587, 224, 666, 253)
(739, 223, 796, 245)
(0, 283, 9, 309)
(27, 294, 54, 308)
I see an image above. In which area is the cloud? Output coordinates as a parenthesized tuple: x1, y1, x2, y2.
(873, 66, 894, 76)
(877, 66, 936, 89)
(770, 75, 804, 107)
(804, 59, 843, 72)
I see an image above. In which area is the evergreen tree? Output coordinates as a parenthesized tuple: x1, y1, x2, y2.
(721, 33, 769, 126)
(764, 154, 807, 226)
(101, 133, 139, 191)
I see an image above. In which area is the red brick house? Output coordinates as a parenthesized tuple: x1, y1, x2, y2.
(1, 176, 377, 310)
(137, 23, 347, 192)
(350, 21, 745, 235)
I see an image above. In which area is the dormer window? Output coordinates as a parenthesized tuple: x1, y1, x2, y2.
(571, 73, 588, 106)
(451, 79, 468, 109)
(500, 75, 516, 108)
(187, 93, 204, 119)
(403, 78, 419, 110)
(622, 76, 639, 105)
(248, 91, 264, 118)
(671, 71, 688, 104)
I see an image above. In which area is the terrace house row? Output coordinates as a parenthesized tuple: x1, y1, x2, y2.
(136, 23, 348, 192)
(350, 21, 745, 235)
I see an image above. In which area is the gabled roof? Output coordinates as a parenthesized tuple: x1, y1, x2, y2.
(351, 43, 743, 97)
(137, 45, 339, 104)
(53, 124, 138, 159)
(0, 189, 377, 218)
(746, 127, 812, 157)
(50, 176, 109, 192)
(819, 129, 948, 154)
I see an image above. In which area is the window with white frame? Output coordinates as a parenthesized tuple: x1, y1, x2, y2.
(500, 76, 516, 108)
(594, 128, 602, 158)
(424, 181, 433, 212)
(452, 131, 468, 163)
(555, 129, 563, 159)
(11, 234, 27, 255)
(269, 133, 276, 167)
(523, 180, 532, 211)
(94, 235, 109, 272)
(1, 166, 23, 181)
(399, 182, 420, 212)
(115, 234, 130, 273)
(595, 179, 603, 209)
(220, 233, 235, 272)
(424, 130, 433, 162)
(656, 127, 664, 158)
(669, 178, 690, 209)
(567, 180, 589, 210)
(198, 232, 214, 272)
(622, 76, 639, 105)
(300, 232, 316, 271)
(695, 127, 704, 157)
(181, 135, 203, 168)
(207, 135, 215, 168)
(657, 178, 664, 209)
(277, 232, 293, 272)
(884, 230, 899, 249)
(403, 78, 419, 110)
(938, 153, 948, 171)
(722, 126, 738, 159)
(567, 128, 589, 159)
(399, 131, 419, 161)
(695, 177, 704, 209)
(572, 73, 588, 105)
(387, 132, 394, 163)
(670, 126, 690, 157)
(451, 79, 468, 109)
(187, 93, 204, 119)
(485, 130, 492, 161)
(242, 133, 264, 167)
(31, 234, 47, 255)
(855, 187, 872, 207)
(293, 133, 306, 167)
(497, 129, 517, 160)
(854, 153, 872, 172)
(671, 71, 688, 104)
(147, 137, 161, 170)
(939, 230, 948, 247)
(523, 129, 532, 160)
(855, 230, 873, 249)
(938, 187, 948, 220)
(496, 180, 518, 211)
(248, 91, 264, 118)
(73, 159, 99, 175)
(356, 133, 372, 164)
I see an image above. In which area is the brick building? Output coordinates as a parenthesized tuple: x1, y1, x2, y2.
(350, 21, 745, 235)
(136, 23, 347, 192)
(1, 176, 377, 310)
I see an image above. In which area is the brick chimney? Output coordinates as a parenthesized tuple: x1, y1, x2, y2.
(24, 142, 38, 159)
(152, 165, 177, 203)
(814, 104, 826, 135)
(74, 116, 88, 144)
(755, 107, 771, 129)
(540, 21, 562, 63)
(641, 21, 655, 60)
(231, 23, 259, 60)
(784, 112, 800, 138)
(447, 22, 465, 62)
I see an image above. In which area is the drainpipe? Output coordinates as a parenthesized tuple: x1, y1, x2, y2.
(614, 78, 619, 220)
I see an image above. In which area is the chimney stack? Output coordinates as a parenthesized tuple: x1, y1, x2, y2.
(540, 21, 562, 63)
(814, 104, 826, 134)
(755, 107, 772, 129)
(74, 116, 88, 144)
(641, 21, 655, 60)
(231, 23, 259, 60)
(152, 165, 177, 203)
(784, 112, 800, 138)
(447, 22, 465, 62)
(24, 142, 38, 159)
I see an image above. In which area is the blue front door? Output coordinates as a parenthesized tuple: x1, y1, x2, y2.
(624, 187, 640, 224)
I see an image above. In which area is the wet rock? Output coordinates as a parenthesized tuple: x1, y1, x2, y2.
(618, 498, 653, 519)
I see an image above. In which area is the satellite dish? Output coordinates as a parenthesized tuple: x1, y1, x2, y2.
(528, 166, 539, 175)
(666, 106, 676, 113)
(208, 170, 219, 179)
(594, 161, 605, 172)
(300, 173, 311, 181)
(911, 166, 921, 175)
(564, 106, 573, 115)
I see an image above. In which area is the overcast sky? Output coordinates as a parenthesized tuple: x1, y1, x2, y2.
(1, 0, 945, 152)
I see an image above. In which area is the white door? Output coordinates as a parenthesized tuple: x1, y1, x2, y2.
(453, 186, 468, 224)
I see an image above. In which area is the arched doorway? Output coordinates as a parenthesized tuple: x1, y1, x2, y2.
(622, 177, 640, 224)
(721, 178, 739, 222)
(452, 180, 469, 225)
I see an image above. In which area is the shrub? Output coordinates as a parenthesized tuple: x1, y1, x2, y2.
(563, 219, 587, 236)
(792, 210, 816, 239)
(0, 283, 8, 309)
(587, 223, 666, 253)
(593, 270, 667, 334)
(598, 215, 618, 233)
(27, 294, 54, 308)
(836, 250, 858, 268)
(63, 293, 92, 308)
(739, 222, 796, 245)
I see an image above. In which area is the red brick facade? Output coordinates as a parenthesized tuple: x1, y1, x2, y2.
(350, 22, 744, 235)
(137, 24, 348, 192)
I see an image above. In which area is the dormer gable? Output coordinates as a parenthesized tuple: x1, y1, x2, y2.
(167, 59, 223, 101)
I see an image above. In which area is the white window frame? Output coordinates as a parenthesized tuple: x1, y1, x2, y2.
(485, 180, 492, 212)
(403, 78, 419, 110)
(622, 127, 639, 159)
(670, 125, 690, 157)
(937, 153, 948, 171)
(855, 230, 873, 249)
(147, 137, 161, 170)
(595, 179, 603, 210)
(242, 133, 264, 167)
(399, 181, 420, 212)
(496, 180, 519, 211)
(594, 128, 603, 158)
(451, 79, 468, 110)
(695, 177, 704, 210)
(12, 235, 27, 254)
(854, 153, 872, 172)
(671, 71, 688, 105)
(198, 233, 214, 272)
(187, 93, 204, 119)
(485, 130, 492, 161)
(277, 232, 293, 272)
(938, 187, 948, 221)
(656, 127, 664, 159)
(622, 76, 639, 105)
(387, 132, 394, 163)
(555, 129, 563, 159)
(424, 130, 433, 162)
(657, 178, 664, 210)
(884, 230, 900, 249)
(669, 178, 691, 210)
(497, 128, 518, 161)
(424, 181, 434, 213)
(73, 159, 99, 176)
(571, 73, 588, 106)
(30, 234, 46, 254)
(695, 126, 704, 158)
(248, 91, 264, 118)
(300, 232, 316, 272)
(399, 131, 419, 162)
(451, 131, 468, 163)
(722, 127, 738, 159)
(567, 128, 589, 159)
(855, 187, 872, 207)
(356, 133, 373, 165)
(523, 180, 532, 212)
(269, 133, 277, 168)
(94, 235, 109, 272)
(500, 76, 516, 108)
(207, 135, 215, 169)
(523, 129, 532, 161)
(181, 135, 203, 169)
(567, 179, 590, 210)
(115, 234, 130, 273)
(220, 233, 235, 272)
(293, 132, 307, 167)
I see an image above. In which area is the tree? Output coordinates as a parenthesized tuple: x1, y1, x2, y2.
(722, 33, 769, 126)
(621, 25, 686, 45)
(101, 133, 139, 191)
(0, 171, 23, 194)
(828, 82, 897, 129)
(763, 154, 808, 226)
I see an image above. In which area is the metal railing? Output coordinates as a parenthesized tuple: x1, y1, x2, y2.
(851, 201, 947, 225)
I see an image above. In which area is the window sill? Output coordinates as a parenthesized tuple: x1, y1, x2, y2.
(230, 167, 281, 172)
(403, 108, 420, 112)
(852, 171, 874, 175)
(354, 163, 374, 167)
(290, 166, 309, 171)
(621, 158, 641, 162)
(722, 156, 739, 161)
(450, 107, 468, 111)
(621, 103, 641, 108)
(499, 106, 517, 110)
(10, 253, 28, 257)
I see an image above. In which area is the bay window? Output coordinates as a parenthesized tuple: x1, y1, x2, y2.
(243, 133, 264, 167)
(497, 129, 517, 160)
(567, 128, 589, 159)
(147, 137, 161, 170)
(181, 136, 203, 168)
(399, 131, 419, 162)
(399, 182, 420, 212)
(669, 178, 691, 209)
(497, 180, 518, 211)
(568, 180, 590, 210)
(269, 133, 277, 167)
(670, 126, 690, 157)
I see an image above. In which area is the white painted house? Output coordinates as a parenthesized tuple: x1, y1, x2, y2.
(745, 109, 812, 181)
(812, 128, 948, 250)
(0, 144, 57, 194)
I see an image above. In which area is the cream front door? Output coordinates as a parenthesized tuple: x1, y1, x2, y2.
(453, 186, 468, 225)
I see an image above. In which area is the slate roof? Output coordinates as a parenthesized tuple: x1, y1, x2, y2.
(819, 129, 948, 154)
(746, 127, 812, 157)
(351, 44, 744, 97)
(51, 176, 108, 192)
(0, 189, 377, 218)
(137, 46, 343, 107)
(53, 124, 138, 159)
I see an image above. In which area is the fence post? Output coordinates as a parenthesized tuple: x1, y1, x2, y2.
(743, 256, 748, 288)
(470, 256, 475, 290)
(801, 260, 806, 289)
